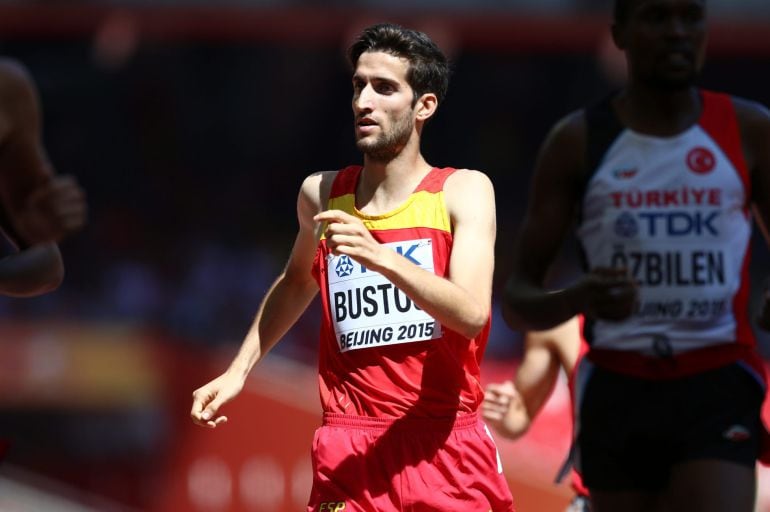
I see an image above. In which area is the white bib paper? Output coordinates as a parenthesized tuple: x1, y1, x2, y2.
(327, 238, 442, 352)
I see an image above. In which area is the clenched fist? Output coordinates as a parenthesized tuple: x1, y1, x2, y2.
(14, 175, 87, 244)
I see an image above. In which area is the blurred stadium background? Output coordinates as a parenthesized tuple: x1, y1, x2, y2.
(0, 0, 769, 510)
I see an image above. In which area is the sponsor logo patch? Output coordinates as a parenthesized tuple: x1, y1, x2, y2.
(613, 167, 639, 180)
(614, 212, 639, 238)
(319, 502, 346, 511)
(723, 425, 751, 442)
(334, 255, 355, 278)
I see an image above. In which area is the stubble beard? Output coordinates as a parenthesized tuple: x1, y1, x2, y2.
(356, 113, 414, 163)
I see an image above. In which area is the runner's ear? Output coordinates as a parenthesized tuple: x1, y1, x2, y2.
(415, 93, 438, 122)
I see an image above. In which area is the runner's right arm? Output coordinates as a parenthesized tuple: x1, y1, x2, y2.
(190, 171, 333, 428)
(502, 111, 637, 332)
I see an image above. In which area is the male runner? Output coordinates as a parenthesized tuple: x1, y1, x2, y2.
(502, 1, 770, 511)
(191, 23, 514, 511)
(0, 58, 87, 296)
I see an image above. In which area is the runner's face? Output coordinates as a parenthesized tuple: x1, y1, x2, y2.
(618, 0, 706, 90)
(352, 51, 416, 161)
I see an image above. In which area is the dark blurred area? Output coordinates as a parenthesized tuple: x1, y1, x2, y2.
(0, 1, 768, 510)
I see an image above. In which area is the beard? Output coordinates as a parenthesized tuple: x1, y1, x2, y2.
(356, 113, 414, 162)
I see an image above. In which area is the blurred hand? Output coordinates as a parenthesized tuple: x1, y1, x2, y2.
(190, 372, 245, 429)
(573, 266, 638, 321)
(15, 175, 87, 244)
(482, 380, 528, 439)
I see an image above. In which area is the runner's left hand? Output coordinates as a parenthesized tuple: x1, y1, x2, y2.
(315, 209, 386, 270)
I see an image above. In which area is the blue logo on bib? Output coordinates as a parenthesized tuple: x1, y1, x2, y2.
(334, 255, 355, 277)
(614, 212, 638, 238)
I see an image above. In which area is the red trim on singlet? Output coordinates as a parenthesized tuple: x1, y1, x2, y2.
(414, 167, 457, 193)
(699, 90, 750, 194)
(329, 165, 361, 197)
(699, 90, 756, 355)
(329, 165, 457, 198)
(571, 472, 589, 499)
(567, 316, 590, 498)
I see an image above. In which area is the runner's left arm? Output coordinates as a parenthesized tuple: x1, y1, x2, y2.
(737, 99, 770, 329)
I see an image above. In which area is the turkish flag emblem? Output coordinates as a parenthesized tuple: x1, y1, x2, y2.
(686, 146, 716, 174)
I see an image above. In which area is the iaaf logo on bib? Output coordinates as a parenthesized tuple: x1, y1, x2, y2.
(335, 256, 355, 278)
(332, 241, 430, 278)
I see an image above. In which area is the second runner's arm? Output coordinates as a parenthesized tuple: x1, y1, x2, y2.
(502, 112, 637, 332)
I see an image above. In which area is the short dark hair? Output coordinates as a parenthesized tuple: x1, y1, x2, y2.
(347, 23, 450, 105)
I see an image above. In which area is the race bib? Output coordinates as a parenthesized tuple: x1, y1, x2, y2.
(327, 238, 442, 352)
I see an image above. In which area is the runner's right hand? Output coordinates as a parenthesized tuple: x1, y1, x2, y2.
(190, 372, 246, 429)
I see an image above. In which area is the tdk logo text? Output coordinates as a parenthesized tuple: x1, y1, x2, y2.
(394, 242, 423, 265)
(333, 242, 426, 278)
(614, 210, 720, 238)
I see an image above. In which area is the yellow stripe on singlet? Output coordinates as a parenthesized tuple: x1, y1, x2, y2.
(324, 190, 451, 235)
